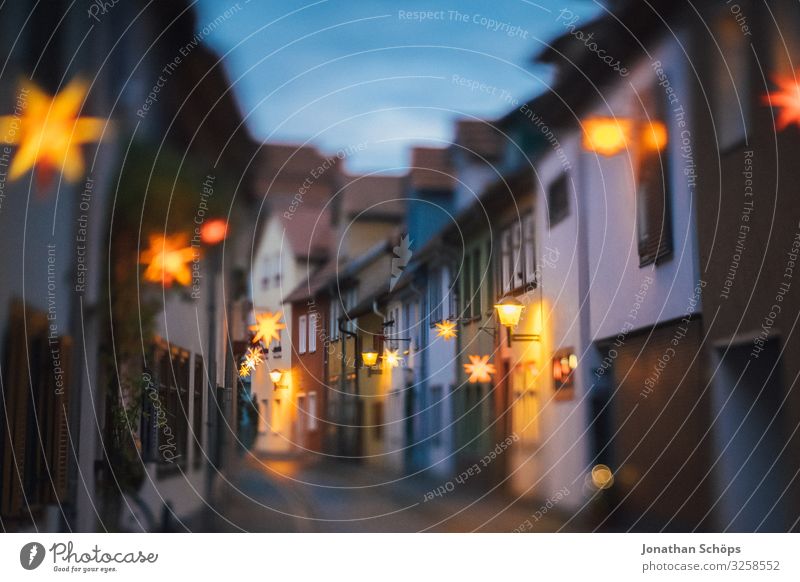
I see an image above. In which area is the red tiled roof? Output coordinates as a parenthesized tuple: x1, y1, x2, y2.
(340, 175, 405, 219)
(409, 147, 454, 191)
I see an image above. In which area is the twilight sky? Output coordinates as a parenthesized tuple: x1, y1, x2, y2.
(196, 0, 601, 173)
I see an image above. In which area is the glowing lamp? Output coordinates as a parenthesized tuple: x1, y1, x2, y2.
(591, 464, 614, 490)
(763, 70, 800, 131)
(249, 311, 285, 346)
(0, 78, 106, 185)
(383, 349, 401, 368)
(464, 355, 496, 384)
(238, 363, 251, 378)
(361, 351, 379, 367)
(201, 218, 228, 245)
(269, 369, 284, 384)
(140, 233, 197, 287)
(494, 296, 524, 328)
(582, 117, 632, 156)
(642, 120, 668, 152)
(434, 320, 458, 340)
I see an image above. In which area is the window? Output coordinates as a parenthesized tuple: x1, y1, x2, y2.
(430, 385, 443, 447)
(498, 212, 536, 295)
(714, 8, 750, 149)
(308, 313, 317, 353)
(308, 392, 318, 431)
(523, 213, 536, 285)
(193, 356, 205, 469)
(1, 302, 72, 517)
(637, 91, 673, 267)
(548, 174, 570, 228)
(155, 344, 190, 472)
(460, 247, 483, 320)
(330, 298, 341, 340)
(298, 315, 307, 354)
(428, 268, 443, 324)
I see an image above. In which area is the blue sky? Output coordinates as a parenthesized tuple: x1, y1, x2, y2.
(196, 0, 601, 172)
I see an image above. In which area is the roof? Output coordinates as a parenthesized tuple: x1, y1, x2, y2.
(503, 0, 685, 131)
(284, 238, 393, 304)
(409, 147, 454, 191)
(278, 205, 332, 262)
(453, 119, 507, 160)
(340, 175, 406, 219)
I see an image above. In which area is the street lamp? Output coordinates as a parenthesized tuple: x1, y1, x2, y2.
(269, 368, 285, 388)
(494, 295, 539, 347)
(361, 351, 379, 367)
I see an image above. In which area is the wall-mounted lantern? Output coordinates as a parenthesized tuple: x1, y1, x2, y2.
(361, 351, 379, 367)
(269, 368, 287, 389)
(494, 296, 540, 347)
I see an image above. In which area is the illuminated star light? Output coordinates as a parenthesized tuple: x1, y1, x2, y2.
(383, 348, 401, 368)
(434, 320, 458, 340)
(464, 355, 496, 384)
(763, 71, 800, 131)
(243, 346, 264, 371)
(0, 78, 106, 184)
(238, 362, 252, 378)
(249, 311, 286, 346)
(139, 233, 198, 287)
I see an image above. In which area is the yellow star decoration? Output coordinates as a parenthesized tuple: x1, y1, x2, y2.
(434, 320, 458, 340)
(464, 355, 496, 384)
(383, 348, 401, 368)
(238, 362, 252, 378)
(0, 78, 106, 183)
(249, 311, 285, 346)
(763, 71, 800, 131)
(243, 346, 264, 372)
(139, 233, 197, 287)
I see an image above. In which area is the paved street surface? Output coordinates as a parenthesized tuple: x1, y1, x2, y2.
(185, 453, 585, 533)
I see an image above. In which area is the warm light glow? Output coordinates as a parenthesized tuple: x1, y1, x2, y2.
(641, 120, 668, 152)
(0, 78, 105, 184)
(361, 351, 379, 367)
(201, 218, 228, 245)
(591, 464, 615, 490)
(568, 354, 578, 370)
(494, 296, 524, 328)
(238, 362, 251, 378)
(582, 117, 633, 156)
(763, 70, 800, 131)
(243, 346, 264, 371)
(139, 233, 197, 287)
(464, 355, 496, 384)
(249, 311, 285, 346)
(434, 320, 458, 340)
(383, 348, 401, 368)
(269, 369, 284, 384)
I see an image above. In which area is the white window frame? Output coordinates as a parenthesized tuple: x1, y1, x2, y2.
(298, 314, 307, 354)
(308, 313, 317, 353)
(307, 392, 318, 430)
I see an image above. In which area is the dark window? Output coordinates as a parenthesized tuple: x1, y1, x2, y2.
(1, 301, 72, 518)
(548, 174, 570, 228)
(637, 91, 673, 267)
(428, 268, 443, 324)
(372, 402, 384, 440)
(155, 344, 190, 473)
(498, 211, 536, 296)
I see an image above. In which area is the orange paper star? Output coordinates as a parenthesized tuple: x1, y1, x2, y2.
(0, 78, 106, 184)
(139, 233, 197, 287)
(249, 311, 285, 346)
(763, 71, 800, 131)
(464, 355, 496, 384)
(434, 320, 458, 340)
